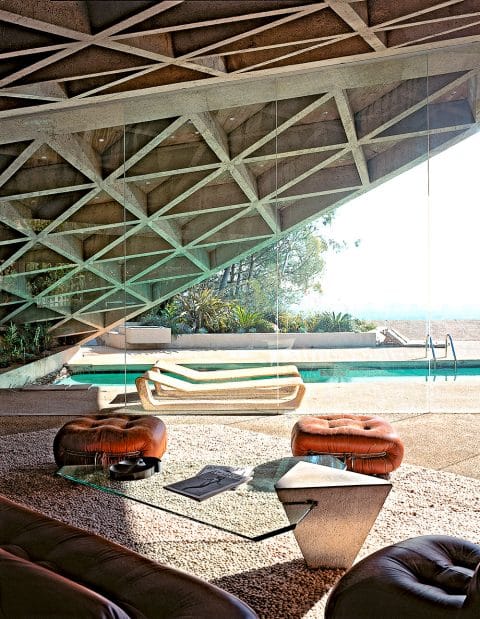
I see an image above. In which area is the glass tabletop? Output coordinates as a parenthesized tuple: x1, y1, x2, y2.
(56, 454, 345, 541)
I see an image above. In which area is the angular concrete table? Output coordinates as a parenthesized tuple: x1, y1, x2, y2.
(275, 461, 392, 568)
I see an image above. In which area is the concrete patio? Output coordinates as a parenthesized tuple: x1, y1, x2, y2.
(62, 343, 480, 481)
(1, 339, 478, 481)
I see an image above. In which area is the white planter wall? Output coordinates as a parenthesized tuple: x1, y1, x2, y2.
(0, 346, 80, 388)
(103, 329, 376, 350)
(103, 324, 171, 349)
(169, 332, 376, 349)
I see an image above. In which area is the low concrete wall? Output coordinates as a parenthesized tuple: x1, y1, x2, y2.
(102, 329, 376, 350)
(0, 384, 101, 416)
(167, 332, 376, 349)
(103, 330, 375, 350)
(103, 324, 171, 349)
(0, 346, 80, 388)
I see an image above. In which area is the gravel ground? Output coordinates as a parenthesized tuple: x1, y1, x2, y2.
(0, 420, 479, 618)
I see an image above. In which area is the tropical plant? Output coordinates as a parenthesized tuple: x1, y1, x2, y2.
(313, 311, 354, 332)
(234, 306, 265, 333)
(2, 322, 25, 361)
(174, 288, 234, 333)
(31, 323, 53, 354)
(0, 321, 53, 367)
(138, 302, 187, 336)
(353, 318, 376, 332)
(277, 312, 309, 333)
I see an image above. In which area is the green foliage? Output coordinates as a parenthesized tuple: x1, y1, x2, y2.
(138, 302, 188, 336)
(137, 289, 234, 334)
(28, 267, 73, 296)
(22, 323, 53, 355)
(0, 322, 53, 366)
(353, 318, 377, 333)
(312, 311, 354, 332)
(233, 306, 275, 333)
(137, 297, 373, 336)
(175, 288, 234, 333)
(205, 223, 327, 314)
(277, 312, 307, 333)
(2, 323, 24, 361)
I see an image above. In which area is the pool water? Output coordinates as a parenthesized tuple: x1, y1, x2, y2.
(58, 364, 480, 386)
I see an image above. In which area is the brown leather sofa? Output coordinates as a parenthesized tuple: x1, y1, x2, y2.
(0, 494, 257, 618)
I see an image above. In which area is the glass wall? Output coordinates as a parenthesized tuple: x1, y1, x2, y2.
(0, 44, 479, 422)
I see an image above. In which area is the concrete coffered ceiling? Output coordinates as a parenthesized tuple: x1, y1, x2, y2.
(0, 0, 480, 340)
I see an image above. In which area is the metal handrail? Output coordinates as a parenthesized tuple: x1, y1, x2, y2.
(445, 333, 458, 371)
(425, 335, 437, 369)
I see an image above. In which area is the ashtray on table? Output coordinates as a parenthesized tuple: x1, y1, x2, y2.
(109, 457, 161, 481)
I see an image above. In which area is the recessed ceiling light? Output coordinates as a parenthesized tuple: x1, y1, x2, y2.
(229, 116, 235, 121)
(145, 181, 151, 185)
(194, 131, 199, 135)
(98, 138, 105, 142)
(41, 156, 47, 159)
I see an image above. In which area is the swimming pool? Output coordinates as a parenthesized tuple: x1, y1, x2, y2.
(59, 362, 480, 386)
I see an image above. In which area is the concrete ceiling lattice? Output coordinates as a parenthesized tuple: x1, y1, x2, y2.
(0, 1, 480, 340)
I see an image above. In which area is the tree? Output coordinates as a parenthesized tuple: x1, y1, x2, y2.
(206, 223, 327, 314)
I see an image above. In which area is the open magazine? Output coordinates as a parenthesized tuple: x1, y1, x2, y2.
(164, 465, 253, 501)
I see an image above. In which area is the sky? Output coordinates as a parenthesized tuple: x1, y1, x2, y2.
(296, 130, 480, 320)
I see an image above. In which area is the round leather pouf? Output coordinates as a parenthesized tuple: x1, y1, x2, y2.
(53, 414, 167, 466)
(291, 414, 404, 475)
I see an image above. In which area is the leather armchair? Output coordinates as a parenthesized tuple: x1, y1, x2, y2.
(325, 535, 480, 619)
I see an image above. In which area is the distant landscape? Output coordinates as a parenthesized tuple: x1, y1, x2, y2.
(372, 320, 480, 342)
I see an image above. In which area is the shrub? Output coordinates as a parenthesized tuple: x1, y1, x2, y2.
(0, 321, 53, 367)
(234, 307, 266, 333)
(277, 312, 309, 333)
(312, 311, 354, 332)
(174, 288, 234, 333)
(138, 302, 186, 336)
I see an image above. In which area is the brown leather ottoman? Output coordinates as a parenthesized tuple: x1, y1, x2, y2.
(291, 414, 404, 475)
(53, 414, 167, 466)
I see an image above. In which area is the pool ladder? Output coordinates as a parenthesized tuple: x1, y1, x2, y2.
(444, 333, 458, 372)
(425, 335, 437, 369)
(425, 333, 457, 374)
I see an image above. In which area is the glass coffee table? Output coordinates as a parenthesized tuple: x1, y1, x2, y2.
(56, 455, 345, 542)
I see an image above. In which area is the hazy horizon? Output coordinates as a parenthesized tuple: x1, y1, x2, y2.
(294, 131, 480, 322)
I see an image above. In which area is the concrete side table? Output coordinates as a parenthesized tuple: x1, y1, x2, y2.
(275, 461, 391, 569)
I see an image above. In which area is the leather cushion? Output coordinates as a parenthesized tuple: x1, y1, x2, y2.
(464, 561, 480, 614)
(291, 414, 404, 474)
(0, 547, 130, 618)
(53, 414, 167, 466)
(0, 494, 258, 618)
(325, 535, 480, 619)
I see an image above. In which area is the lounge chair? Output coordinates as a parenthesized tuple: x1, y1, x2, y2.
(135, 370, 306, 412)
(151, 360, 301, 381)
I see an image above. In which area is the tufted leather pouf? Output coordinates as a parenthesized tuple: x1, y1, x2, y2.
(291, 414, 404, 475)
(53, 414, 167, 466)
(325, 535, 480, 619)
